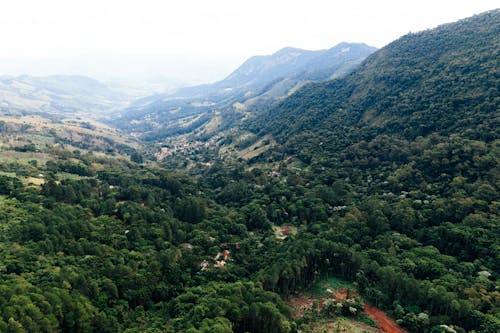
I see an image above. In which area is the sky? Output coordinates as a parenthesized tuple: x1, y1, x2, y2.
(0, 0, 498, 83)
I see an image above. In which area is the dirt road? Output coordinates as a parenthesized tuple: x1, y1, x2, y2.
(364, 304, 406, 333)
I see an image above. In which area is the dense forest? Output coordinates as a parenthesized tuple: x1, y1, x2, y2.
(249, 9, 499, 152)
(0, 133, 498, 332)
(0, 9, 498, 333)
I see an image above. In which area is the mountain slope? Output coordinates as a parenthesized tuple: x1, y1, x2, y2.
(111, 43, 376, 136)
(250, 10, 499, 156)
(216, 42, 375, 90)
(233, 11, 499, 332)
(0, 75, 130, 116)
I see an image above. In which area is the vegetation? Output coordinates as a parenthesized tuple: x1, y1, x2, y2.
(250, 10, 499, 153)
(0, 9, 498, 333)
(110, 43, 376, 142)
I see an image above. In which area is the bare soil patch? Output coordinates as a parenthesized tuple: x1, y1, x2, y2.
(364, 304, 406, 333)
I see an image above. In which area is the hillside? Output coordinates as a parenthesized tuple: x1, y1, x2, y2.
(250, 10, 499, 156)
(110, 42, 376, 137)
(211, 42, 376, 91)
(0, 75, 130, 116)
(229, 10, 499, 332)
(0, 9, 498, 333)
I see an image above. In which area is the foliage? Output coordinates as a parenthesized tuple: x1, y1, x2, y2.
(0, 9, 498, 333)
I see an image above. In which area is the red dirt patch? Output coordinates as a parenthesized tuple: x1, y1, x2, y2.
(334, 288, 358, 301)
(364, 304, 407, 333)
(288, 286, 406, 333)
(288, 293, 314, 319)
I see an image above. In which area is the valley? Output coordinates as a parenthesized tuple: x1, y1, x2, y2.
(0, 9, 498, 333)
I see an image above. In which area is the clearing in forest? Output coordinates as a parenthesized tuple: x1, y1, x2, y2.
(272, 225, 298, 239)
(287, 277, 406, 333)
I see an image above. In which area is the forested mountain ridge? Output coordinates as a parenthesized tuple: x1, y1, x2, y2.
(249, 9, 499, 157)
(110, 43, 376, 137)
(232, 9, 499, 332)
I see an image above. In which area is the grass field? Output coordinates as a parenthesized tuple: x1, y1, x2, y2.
(237, 134, 277, 160)
(0, 151, 55, 164)
(310, 317, 381, 333)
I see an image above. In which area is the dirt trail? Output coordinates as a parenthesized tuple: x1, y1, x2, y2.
(364, 304, 406, 333)
(288, 286, 406, 333)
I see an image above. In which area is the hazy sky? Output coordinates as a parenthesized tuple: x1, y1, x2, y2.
(0, 0, 498, 82)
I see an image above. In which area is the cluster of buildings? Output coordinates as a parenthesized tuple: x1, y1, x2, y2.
(200, 249, 231, 271)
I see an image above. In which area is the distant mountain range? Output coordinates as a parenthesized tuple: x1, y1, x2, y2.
(111, 42, 377, 137)
(174, 42, 377, 98)
(0, 75, 131, 116)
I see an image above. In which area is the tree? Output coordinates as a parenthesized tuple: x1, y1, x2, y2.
(131, 151, 144, 164)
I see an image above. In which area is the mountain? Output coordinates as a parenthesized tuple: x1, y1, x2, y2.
(235, 11, 498, 332)
(0, 10, 498, 333)
(249, 10, 499, 158)
(197, 42, 376, 93)
(0, 75, 131, 116)
(111, 42, 376, 136)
